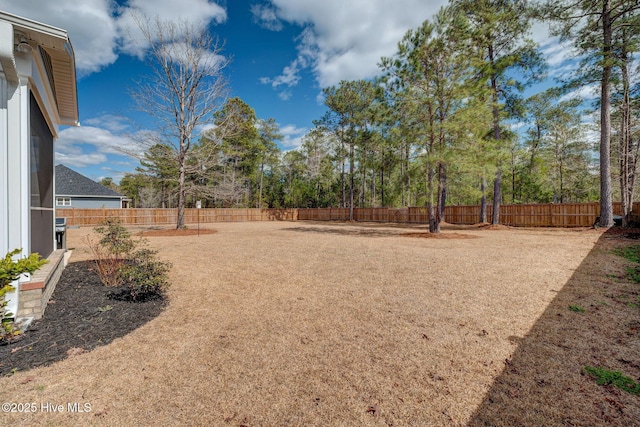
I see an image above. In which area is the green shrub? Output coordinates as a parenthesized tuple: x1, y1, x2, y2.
(87, 218, 171, 301)
(0, 249, 48, 343)
(86, 219, 139, 288)
(113, 249, 171, 301)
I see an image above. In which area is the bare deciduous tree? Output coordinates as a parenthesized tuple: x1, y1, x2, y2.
(130, 14, 229, 229)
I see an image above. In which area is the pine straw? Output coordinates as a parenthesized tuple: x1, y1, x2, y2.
(2, 221, 638, 426)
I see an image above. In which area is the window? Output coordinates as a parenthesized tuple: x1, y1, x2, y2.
(56, 197, 71, 206)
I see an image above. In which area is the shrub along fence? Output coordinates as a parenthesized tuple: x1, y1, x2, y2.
(58, 202, 637, 228)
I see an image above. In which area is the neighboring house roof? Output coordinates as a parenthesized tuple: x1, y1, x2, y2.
(55, 164, 122, 198)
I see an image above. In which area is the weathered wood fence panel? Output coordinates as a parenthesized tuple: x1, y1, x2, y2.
(59, 203, 638, 227)
(59, 208, 298, 227)
(298, 202, 635, 227)
(440, 202, 633, 227)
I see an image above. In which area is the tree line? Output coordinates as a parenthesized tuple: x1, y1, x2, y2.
(104, 1, 639, 230)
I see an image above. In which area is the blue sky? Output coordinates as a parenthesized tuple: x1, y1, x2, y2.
(1, 0, 575, 183)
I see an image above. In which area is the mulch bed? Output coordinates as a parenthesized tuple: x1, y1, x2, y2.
(0, 261, 166, 376)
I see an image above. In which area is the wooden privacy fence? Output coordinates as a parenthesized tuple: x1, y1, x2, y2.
(445, 202, 639, 227)
(59, 208, 298, 227)
(299, 202, 636, 227)
(297, 207, 413, 223)
(446, 203, 609, 227)
(59, 202, 638, 227)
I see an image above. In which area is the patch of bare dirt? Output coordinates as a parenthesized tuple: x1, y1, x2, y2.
(136, 228, 217, 237)
(401, 232, 479, 239)
(477, 223, 512, 230)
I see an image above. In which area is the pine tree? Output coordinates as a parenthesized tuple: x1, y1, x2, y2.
(537, 0, 640, 226)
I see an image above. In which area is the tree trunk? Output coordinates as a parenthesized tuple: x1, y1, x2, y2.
(361, 162, 366, 207)
(599, 0, 614, 227)
(559, 156, 564, 204)
(489, 46, 502, 225)
(511, 148, 517, 203)
(492, 168, 502, 225)
(405, 140, 411, 207)
(619, 25, 633, 228)
(480, 176, 487, 223)
(349, 143, 355, 221)
(439, 163, 447, 224)
(371, 167, 376, 207)
(341, 141, 346, 208)
(433, 162, 445, 234)
(177, 162, 186, 229)
(428, 163, 437, 233)
(381, 146, 385, 206)
(258, 160, 264, 208)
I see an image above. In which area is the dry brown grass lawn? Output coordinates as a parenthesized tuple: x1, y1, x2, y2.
(2, 221, 639, 426)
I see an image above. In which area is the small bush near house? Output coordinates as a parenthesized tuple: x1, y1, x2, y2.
(86, 219, 171, 301)
(111, 248, 172, 301)
(0, 249, 48, 343)
(86, 218, 136, 288)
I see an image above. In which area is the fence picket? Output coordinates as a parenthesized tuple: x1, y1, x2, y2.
(58, 202, 634, 227)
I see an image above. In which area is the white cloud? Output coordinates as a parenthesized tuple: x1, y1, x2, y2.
(560, 84, 599, 103)
(251, 4, 283, 31)
(540, 39, 576, 68)
(157, 41, 227, 71)
(260, 0, 448, 91)
(56, 152, 108, 168)
(260, 55, 307, 88)
(55, 116, 155, 168)
(278, 90, 292, 101)
(194, 123, 217, 138)
(57, 124, 139, 155)
(83, 114, 132, 133)
(115, 0, 227, 59)
(280, 124, 307, 149)
(533, 21, 581, 81)
(0, 0, 120, 75)
(510, 121, 526, 131)
(0, 0, 226, 75)
(99, 161, 140, 183)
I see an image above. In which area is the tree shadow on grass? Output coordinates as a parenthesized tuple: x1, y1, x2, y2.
(285, 223, 479, 239)
(467, 228, 640, 426)
(284, 226, 407, 238)
(0, 261, 166, 376)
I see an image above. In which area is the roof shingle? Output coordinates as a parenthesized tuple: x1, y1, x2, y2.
(55, 164, 122, 197)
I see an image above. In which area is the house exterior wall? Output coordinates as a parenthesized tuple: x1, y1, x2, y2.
(57, 197, 122, 209)
(0, 75, 32, 317)
(0, 16, 71, 319)
(1, 27, 61, 258)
